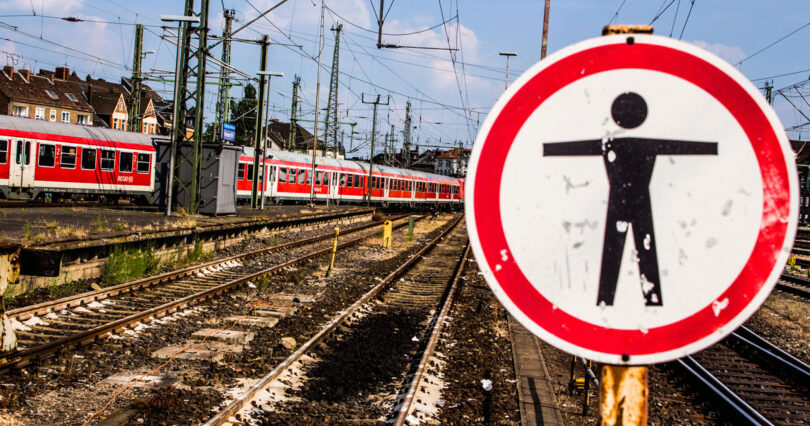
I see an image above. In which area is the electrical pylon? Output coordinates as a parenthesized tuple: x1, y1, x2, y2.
(128, 24, 143, 133)
(403, 101, 412, 168)
(288, 75, 301, 151)
(324, 23, 342, 157)
(214, 9, 235, 141)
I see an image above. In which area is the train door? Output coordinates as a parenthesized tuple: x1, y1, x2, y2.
(9, 140, 33, 189)
(384, 177, 390, 199)
(329, 172, 339, 199)
(266, 165, 277, 198)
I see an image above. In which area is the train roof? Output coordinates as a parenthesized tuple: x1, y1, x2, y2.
(0, 115, 166, 146)
(241, 146, 460, 184)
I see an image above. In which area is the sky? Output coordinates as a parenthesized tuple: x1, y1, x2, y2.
(0, 0, 809, 158)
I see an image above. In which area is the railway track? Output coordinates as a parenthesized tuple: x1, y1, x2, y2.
(205, 215, 468, 425)
(677, 326, 810, 424)
(2, 214, 417, 371)
(778, 273, 810, 298)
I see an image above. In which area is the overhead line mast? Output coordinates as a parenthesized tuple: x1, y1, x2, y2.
(214, 9, 236, 142)
(325, 23, 343, 158)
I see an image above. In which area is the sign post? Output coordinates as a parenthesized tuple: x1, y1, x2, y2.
(466, 34, 797, 423)
(221, 122, 236, 143)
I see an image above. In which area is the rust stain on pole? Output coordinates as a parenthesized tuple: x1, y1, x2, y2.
(600, 365, 648, 426)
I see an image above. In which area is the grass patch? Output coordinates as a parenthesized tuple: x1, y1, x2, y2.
(184, 238, 210, 264)
(102, 245, 161, 285)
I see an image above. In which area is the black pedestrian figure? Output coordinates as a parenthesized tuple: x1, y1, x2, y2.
(543, 92, 717, 306)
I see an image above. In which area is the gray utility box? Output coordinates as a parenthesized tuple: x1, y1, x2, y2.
(153, 142, 240, 215)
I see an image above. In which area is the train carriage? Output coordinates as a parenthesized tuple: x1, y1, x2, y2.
(0, 115, 162, 202)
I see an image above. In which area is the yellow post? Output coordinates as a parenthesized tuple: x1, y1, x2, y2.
(325, 226, 339, 277)
(600, 365, 648, 425)
(382, 220, 393, 248)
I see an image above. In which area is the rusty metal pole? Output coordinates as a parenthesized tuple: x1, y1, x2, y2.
(600, 365, 648, 425)
(541, 0, 550, 59)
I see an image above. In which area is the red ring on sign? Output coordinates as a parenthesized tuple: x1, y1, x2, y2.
(473, 41, 789, 355)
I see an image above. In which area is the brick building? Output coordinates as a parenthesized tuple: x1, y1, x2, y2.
(0, 66, 94, 126)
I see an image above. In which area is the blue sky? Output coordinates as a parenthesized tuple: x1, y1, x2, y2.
(0, 0, 809, 157)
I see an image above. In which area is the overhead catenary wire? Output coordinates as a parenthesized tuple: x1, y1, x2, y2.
(734, 21, 810, 67)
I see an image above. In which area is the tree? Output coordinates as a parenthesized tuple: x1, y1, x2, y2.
(230, 83, 257, 146)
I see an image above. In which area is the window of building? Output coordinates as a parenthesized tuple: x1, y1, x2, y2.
(0, 140, 7, 164)
(137, 153, 150, 173)
(12, 105, 28, 117)
(49, 110, 56, 121)
(61, 146, 77, 169)
(238, 164, 245, 180)
(297, 169, 307, 185)
(61, 111, 70, 123)
(38, 144, 55, 167)
(35, 108, 45, 120)
(77, 114, 90, 125)
(65, 93, 79, 103)
(119, 152, 133, 173)
(113, 118, 119, 129)
(81, 148, 96, 170)
(278, 167, 287, 183)
(44, 90, 58, 100)
(246, 164, 254, 181)
(100, 150, 115, 171)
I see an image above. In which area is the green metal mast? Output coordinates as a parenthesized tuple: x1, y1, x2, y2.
(129, 24, 143, 133)
(214, 9, 235, 141)
(403, 101, 412, 168)
(324, 23, 342, 158)
(288, 75, 300, 151)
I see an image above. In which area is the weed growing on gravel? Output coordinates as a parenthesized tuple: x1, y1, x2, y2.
(256, 276, 270, 291)
(103, 245, 161, 284)
(48, 280, 89, 299)
(94, 217, 106, 231)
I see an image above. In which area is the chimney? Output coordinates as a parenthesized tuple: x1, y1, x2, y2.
(55, 67, 69, 80)
(19, 69, 30, 82)
(2, 66, 12, 80)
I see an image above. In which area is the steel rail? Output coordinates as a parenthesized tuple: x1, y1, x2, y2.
(1, 215, 418, 370)
(777, 273, 810, 298)
(9, 213, 404, 321)
(676, 356, 773, 426)
(730, 326, 810, 381)
(203, 214, 465, 426)
(393, 242, 470, 425)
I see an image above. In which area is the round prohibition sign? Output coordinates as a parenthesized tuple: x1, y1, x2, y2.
(466, 35, 798, 365)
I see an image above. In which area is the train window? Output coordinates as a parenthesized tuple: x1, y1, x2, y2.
(353, 174, 360, 188)
(81, 148, 96, 170)
(237, 164, 245, 180)
(316, 170, 323, 186)
(119, 152, 133, 173)
(38, 144, 55, 167)
(297, 169, 307, 185)
(323, 172, 329, 186)
(279, 167, 288, 183)
(137, 153, 150, 173)
(270, 166, 276, 182)
(61, 146, 77, 169)
(246, 164, 254, 181)
(339, 173, 345, 187)
(0, 140, 6, 164)
(306, 170, 312, 186)
(100, 150, 115, 171)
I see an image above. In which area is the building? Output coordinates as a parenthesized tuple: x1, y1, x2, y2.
(0, 66, 94, 126)
(434, 148, 471, 177)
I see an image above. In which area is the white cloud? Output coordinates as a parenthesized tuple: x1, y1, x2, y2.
(691, 40, 746, 65)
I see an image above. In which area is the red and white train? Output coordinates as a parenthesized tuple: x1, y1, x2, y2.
(0, 115, 464, 207)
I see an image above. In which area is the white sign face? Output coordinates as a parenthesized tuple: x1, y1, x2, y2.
(466, 35, 797, 364)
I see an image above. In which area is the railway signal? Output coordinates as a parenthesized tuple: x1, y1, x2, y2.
(466, 34, 798, 365)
